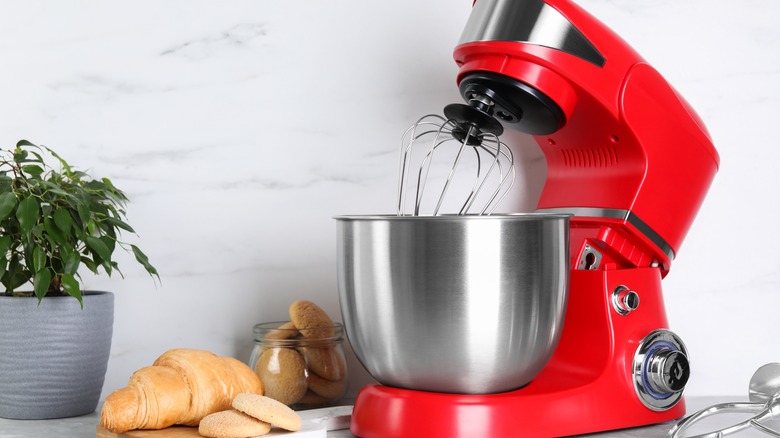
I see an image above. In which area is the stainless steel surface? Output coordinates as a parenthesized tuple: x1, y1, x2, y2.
(458, 0, 605, 66)
(668, 364, 780, 437)
(397, 114, 515, 216)
(668, 403, 776, 438)
(537, 207, 676, 262)
(750, 364, 780, 404)
(335, 214, 569, 394)
(648, 351, 689, 394)
(579, 243, 603, 270)
(633, 330, 689, 411)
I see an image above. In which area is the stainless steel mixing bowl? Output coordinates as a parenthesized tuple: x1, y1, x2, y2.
(336, 214, 570, 394)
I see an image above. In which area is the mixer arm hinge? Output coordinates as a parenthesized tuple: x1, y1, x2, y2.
(578, 243, 602, 270)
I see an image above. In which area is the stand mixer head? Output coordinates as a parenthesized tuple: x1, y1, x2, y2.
(453, 0, 719, 275)
(399, 0, 719, 273)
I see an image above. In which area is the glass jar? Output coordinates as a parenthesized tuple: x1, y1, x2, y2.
(249, 321, 348, 408)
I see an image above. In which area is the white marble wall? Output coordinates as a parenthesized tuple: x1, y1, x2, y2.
(0, 0, 777, 400)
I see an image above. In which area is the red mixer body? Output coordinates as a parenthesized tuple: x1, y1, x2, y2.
(453, 0, 719, 273)
(350, 0, 719, 436)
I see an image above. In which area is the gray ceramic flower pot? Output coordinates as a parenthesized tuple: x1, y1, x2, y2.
(0, 291, 114, 419)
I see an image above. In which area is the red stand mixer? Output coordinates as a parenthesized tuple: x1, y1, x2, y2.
(339, 0, 719, 436)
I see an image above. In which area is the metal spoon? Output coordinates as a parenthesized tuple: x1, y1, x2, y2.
(667, 363, 780, 438)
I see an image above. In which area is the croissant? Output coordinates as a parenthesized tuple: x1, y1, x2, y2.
(100, 348, 264, 433)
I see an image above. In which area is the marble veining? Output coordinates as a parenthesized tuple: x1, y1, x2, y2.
(160, 22, 270, 59)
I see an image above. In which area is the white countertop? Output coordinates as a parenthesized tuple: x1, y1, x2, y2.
(2, 397, 779, 438)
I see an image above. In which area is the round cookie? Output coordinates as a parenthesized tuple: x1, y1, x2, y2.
(302, 346, 346, 381)
(289, 300, 334, 339)
(254, 347, 307, 405)
(307, 372, 346, 400)
(198, 409, 271, 438)
(233, 393, 302, 432)
(297, 390, 331, 408)
(255, 322, 300, 357)
(264, 321, 299, 340)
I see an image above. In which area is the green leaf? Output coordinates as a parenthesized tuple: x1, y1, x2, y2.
(0, 174, 12, 192)
(33, 268, 52, 301)
(103, 216, 135, 233)
(99, 235, 115, 254)
(60, 273, 82, 307)
(67, 208, 84, 232)
(64, 250, 80, 275)
(80, 256, 99, 274)
(16, 139, 37, 148)
(0, 192, 16, 221)
(72, 170, 88, 180)
(2, 254, 30, 292)
(101, 220, 117, 240)
(33, 246, 47, 272)
(77, 201, 90, 226)
(131, 244, 159, 279)
(53, 208, 72, 233)
(41, 145, 72, 175)
(0, 235, 12, 255)
(4, 269, 29, 292)
(16, 196, 40, 234)
(21, 164, 44, 176)
(13, 149, 29, 163)
(0, 254, 6, 279)
(87, 219, 97, 236)
(26, 149, 45, 164)
(43, 217, 67, 246)
(41, 181, 76, 200)
(109, 261, 124, 279)
(85, 236, 112, 264)
(101, 259, 113, 276)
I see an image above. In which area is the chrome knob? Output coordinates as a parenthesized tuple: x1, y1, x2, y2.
(612, 285, 640, 315)
(647, 349, 690, 394)
(633, 330, 689, 411)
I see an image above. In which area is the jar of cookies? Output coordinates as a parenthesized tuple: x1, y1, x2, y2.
(249, 321, 348, 409)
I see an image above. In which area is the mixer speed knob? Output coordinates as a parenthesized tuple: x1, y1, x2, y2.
(632, 330, 689, 411)
(647, 349, 690, 394)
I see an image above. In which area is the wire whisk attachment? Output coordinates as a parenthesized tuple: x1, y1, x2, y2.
(396, 113, 515, 216)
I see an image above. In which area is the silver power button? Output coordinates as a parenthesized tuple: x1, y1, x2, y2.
(612, 285, 640, 315)
(632, 330, 690, 411)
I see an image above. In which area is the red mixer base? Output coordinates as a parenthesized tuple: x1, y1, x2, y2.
(350, 382, 685, 438)
(350, 268, 687, 437)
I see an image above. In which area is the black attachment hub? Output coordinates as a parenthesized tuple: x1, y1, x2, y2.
(443, 103, 504, 146)
(459, 72, 566, 135)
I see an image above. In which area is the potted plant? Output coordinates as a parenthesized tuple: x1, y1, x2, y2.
(0, 140, 158, 419)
